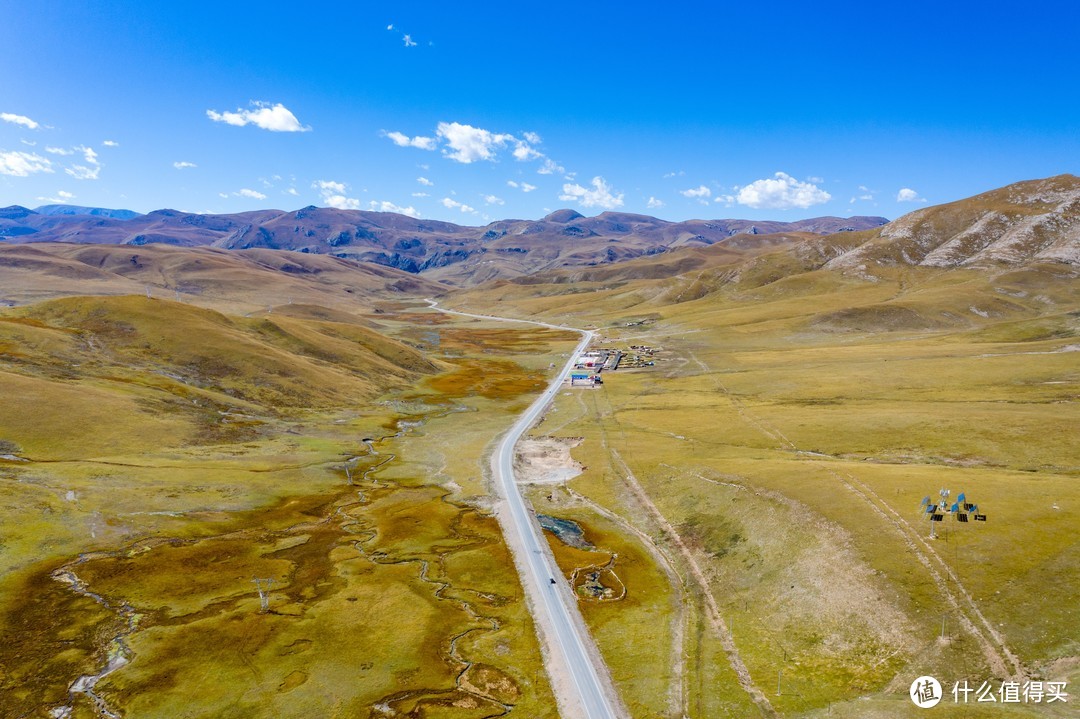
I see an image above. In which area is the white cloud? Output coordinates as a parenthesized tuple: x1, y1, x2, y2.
(680, 185, 711, 199)
(370, 200, 419, 217)
(559, 176, 623, 210)
(436, 121, 514, 163)
(79, 146, 99, 165)
(37, 190, 75, 203)
(806, 176, 825, 184)
(285, 187, 299, 196)
(206, 102, 310, 132)
(416, 176, 434, 186)
(411, 192, 429, 197)
(512, 141, 542, 161)
(313, 179, 361, 209)
(714, 194, 736, 206)
(20, 139, 36, 147)
(441, 197, 476, 213)
(483, 194, 505, 205)
(507, 180, 519, 188)
(646, 196, 664, 209)
(384, 131, 436, 150)
(326, 196, 361, 210)
(219, 192, 229, 199)
(662, 170, 685, 179)
(45, 146, 73, 156)
(236, 188, 267, 200)
(736, 172, 831, 210)
(897, 187, 925, 202)
(537, 158, 565, 175)
(1, 112, 40, 130)
(403, 34, 417, 47)
(387, 23, 394, 30)
(66, 165, 100, 180)
(103, 140, 119, 147)
(173, 161, 197, 169)
(521, 182, 537, 192)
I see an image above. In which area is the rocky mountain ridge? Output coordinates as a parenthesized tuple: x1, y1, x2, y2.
(0, 203, 887, 285)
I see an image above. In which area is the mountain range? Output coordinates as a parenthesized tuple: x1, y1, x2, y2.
(0, 203, 886, 285)
(2, 175, 1077, 293)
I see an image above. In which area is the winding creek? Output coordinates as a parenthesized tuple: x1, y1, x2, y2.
(38, 403, 518, 718)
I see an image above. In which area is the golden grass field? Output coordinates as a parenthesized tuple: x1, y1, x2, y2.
(450, 254, 1078, 717)
(1, 227, 1076, 718)
(0, 293, 581, 718)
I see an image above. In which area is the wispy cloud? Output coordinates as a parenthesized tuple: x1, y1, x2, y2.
(417, 176, 434, 186)
(314, 179, 360, 209)
(37, 190, 75, 204)
(441, 197, 476, 213)
(560, 176, 623, 210)
(173, 161, 197, 169)
(483, 194, 505, 205)
(537, 158, 565, 175)
(387, 22, 421, 48)
(1, 112, 40, 130)
(370, 200, 419, 217)
(102, 140, 119, 147)
(736, 172, 831, 210)
(507, 180, 537, 192)
(45, 146, 74, 156)
(647, 196, 664, 209)
(680, 185, 712, 203)
(662, 170, 685, 179)
(64, 145, 101, 180)
(207, 102, 311, 132)
(896, 187, 925, 202)
(384, 131, 436, 150)
(236, 188, 267, 200)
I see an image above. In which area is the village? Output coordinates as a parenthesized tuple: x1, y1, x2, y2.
(569, 343, 658, 387)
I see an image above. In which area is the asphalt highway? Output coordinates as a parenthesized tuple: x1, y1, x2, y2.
(427, 300, 623, 719)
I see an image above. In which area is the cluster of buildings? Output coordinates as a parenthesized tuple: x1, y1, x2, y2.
(570, 348, 621, 387)
(567, 344, 661, 387)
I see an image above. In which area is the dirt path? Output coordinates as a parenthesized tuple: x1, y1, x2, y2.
(831, 468, 1023, 677)
(685, 347, 1024, 680)
(610, 449, 778, 718)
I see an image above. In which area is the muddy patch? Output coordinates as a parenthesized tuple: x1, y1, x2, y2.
(514, 436, 584, 484)
(536, 514, 593, 551)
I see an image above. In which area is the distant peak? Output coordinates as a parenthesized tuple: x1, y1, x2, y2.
(542, 209, 585, 224)
(33, 204, 141, 220)
(0, 205, 37, 220)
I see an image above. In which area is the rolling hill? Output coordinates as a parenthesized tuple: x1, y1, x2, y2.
(0, 203, 887, 285)
(0, 242, 447, 311)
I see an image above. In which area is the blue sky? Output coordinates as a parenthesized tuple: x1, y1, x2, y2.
(1, 1, 1077, 224)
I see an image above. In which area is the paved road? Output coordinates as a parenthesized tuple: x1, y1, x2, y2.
(427, 300, 624, 719)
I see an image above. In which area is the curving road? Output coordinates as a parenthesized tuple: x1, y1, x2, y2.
(426, 300, 624, 719)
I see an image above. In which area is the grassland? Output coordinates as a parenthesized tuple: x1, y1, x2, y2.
(453, 255, 1078, 717)
(0, 294, 580, 718)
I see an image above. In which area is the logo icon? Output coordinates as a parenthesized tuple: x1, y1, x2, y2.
(910, 676, 943, 708)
